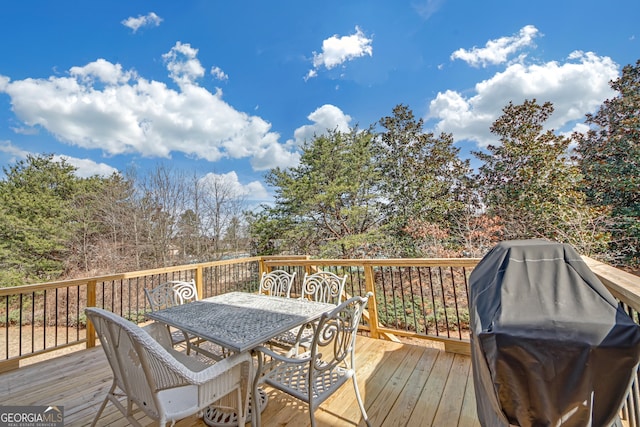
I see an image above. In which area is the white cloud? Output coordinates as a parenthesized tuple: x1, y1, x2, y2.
(0, 141, 118, 178)
(210, 66, 228, 82)
(54, 155, 119, 178)
(429, 51, 618, 147)
(70, 59, 136, 85)
(0, 140, 29, 159)
(289, 104, 352, 146)
(306, 26, 373, 80)
(162, 42, 206, 87)
(451, 25, 540, 67)
(0, 42, 298, 172)
(121, 12, 163, 33)
(199, 170, 269, 202)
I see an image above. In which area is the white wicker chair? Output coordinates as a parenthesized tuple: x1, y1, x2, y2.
(86, 307, 252, 427)
(253, 293, 373, 427)
(258, 269, 296, 298)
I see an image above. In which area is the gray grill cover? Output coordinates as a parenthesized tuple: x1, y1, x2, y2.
(470, 240, 640, 427)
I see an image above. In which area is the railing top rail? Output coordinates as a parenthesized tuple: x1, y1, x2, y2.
(0, 256, 261, 297)
(263, 258, 482, 268)
(2, 255, 638, 313)
(260, 255, 311, 260)
(582, 256, 640, 312)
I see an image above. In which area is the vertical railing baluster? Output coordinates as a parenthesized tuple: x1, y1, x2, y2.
(76, 285, 80, 341)
(31, 292, 35, 353)
(119, 279, 124, 318)
(4, 295, 8, 359)
(463, 266, 470, 312)
(451, 267, 462, 339)
(427, 267, 439, 337)
(407, 267, 419, 333)
(66, 286, 70, 344)
(19, 293, 23, 356)
(417, 267, 428, 335)
(55, 288, 59, 347)
(390, 266, 399, 329)
(436, 267, 449, 338)
(43, 290, 47, 351)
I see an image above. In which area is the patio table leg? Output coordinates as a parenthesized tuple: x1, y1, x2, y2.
(252, 349, 264, 427)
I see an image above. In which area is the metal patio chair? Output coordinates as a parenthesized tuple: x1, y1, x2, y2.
(300, 270, 347, 305)
(253, 293, 373, 427)
(270, 271, 347, 352)
(145, 280, 229, 360)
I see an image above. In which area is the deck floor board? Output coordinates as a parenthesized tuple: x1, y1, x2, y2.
(0, 336, 478, 426)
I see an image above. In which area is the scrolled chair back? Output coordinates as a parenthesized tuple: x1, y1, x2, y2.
(311, 292, 371, 373)
(145, 280, 198, 311)
(301, 271, 347, 305)
(259, 269, 296, 298)
(172, 280, 198, 304)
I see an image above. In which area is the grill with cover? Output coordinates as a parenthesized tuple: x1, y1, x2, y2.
(470, 240, 640, 427)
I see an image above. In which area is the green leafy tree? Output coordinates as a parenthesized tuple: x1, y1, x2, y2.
(0, 154, 81, 283)
(376, 104, 473, 256)
(474, 99, 607, 254)
(259, 127, 384, 258)
(246, 206, 293, 256)
(575, 60, 640, 267)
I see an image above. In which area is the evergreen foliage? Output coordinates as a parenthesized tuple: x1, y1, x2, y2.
(575, 60, 640, 267)
(0, 155, 84, 283)
(473, 100, 608, 256)
(259, 127, 384, 258)
(376, 104, 473, 256)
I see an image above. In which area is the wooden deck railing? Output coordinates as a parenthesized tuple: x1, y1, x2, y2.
(0, 257, 263, 371)
(1, 254, 640, 424)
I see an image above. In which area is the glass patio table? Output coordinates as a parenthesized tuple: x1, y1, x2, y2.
(146, 291, 336, 426)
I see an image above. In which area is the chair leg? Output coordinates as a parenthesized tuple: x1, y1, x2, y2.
(236, 386, 246, 426)
(93, 381, 144, 427)
(352, 375, 371, 427)
(90, 382, 114, 427)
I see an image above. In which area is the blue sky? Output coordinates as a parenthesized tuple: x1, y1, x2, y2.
(0, 1, 638, 205)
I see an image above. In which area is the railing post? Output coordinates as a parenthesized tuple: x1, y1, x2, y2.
(86, 280, 97, 348)
(195, 266, 204, 299)
(364, 264, 380, 339)
(259, 257, 267, 277)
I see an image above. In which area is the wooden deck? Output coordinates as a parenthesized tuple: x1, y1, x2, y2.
(0, 337, 480, 426)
